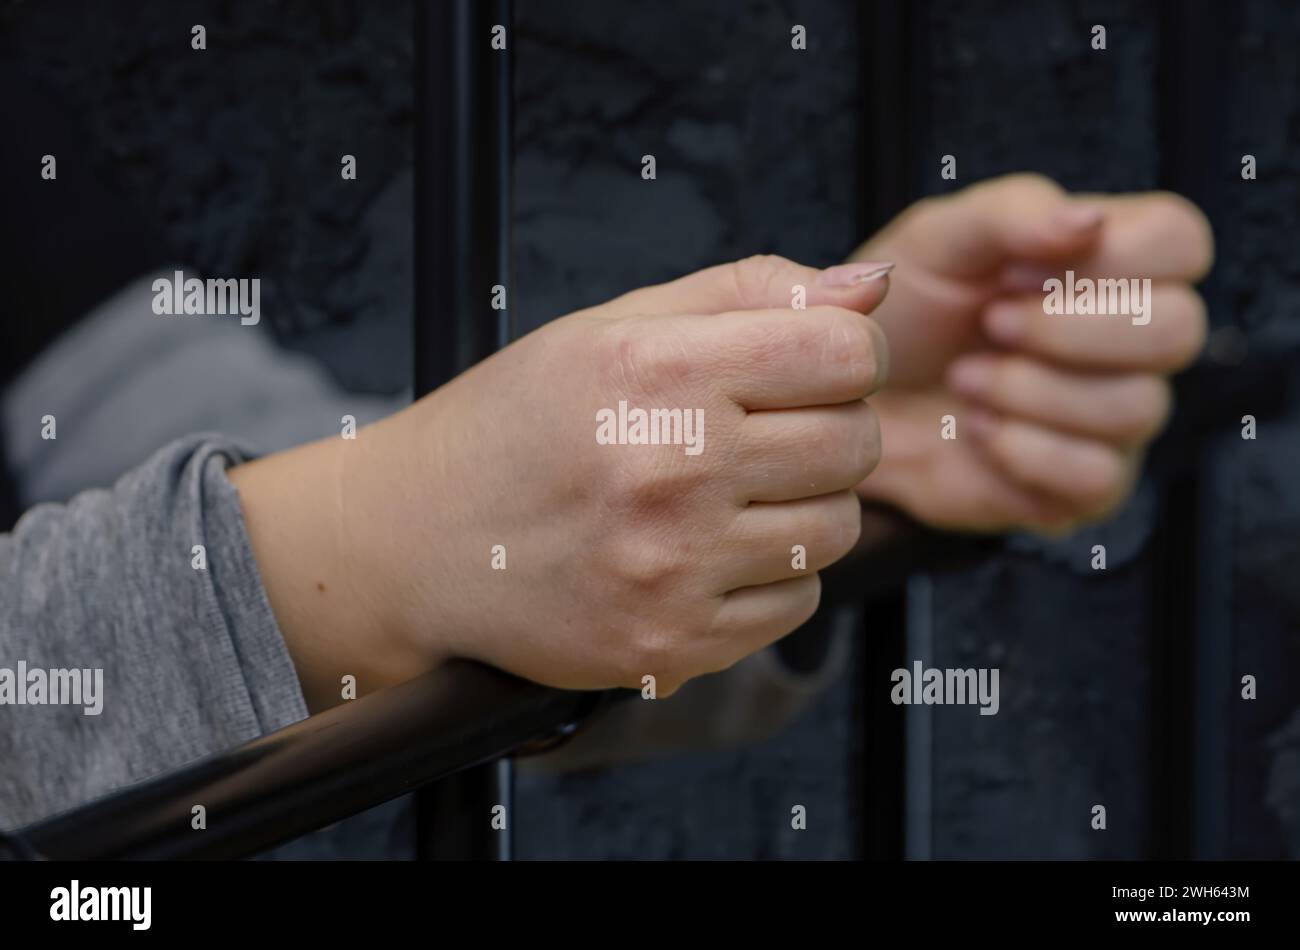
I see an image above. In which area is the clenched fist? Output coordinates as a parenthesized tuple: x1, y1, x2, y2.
(849, 173, 1213, 534)
(231, 254, 893, 707)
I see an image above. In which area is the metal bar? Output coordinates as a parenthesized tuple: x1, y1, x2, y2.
(903, 575, 934, 860)
(1148, 0, 1235, 859)
(853, 0, 930, 860)
(415, 0, 514, 389)
(413, 0, 529, 861)
(14, 661, 599, 860)
(1156, 0, 1236, 860)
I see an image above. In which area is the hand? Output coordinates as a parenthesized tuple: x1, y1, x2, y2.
(849, 173, 1213, 534)
(231, 255, 892, 707)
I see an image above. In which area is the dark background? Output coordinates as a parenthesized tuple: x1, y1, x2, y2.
(2, 0, 1297, 858)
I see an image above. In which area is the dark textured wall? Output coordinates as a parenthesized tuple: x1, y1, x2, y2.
(1225, 0, 1300, 859)
(5, 0, 1297, 858)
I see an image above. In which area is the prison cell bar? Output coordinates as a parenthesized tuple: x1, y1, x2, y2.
(412, 0, 533, 862)
(1151, 0, 1238, 861)
(15, 662, 601, 860)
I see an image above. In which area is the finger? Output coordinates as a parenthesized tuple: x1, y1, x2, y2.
(700, 305, 889, 409)
(714, 490, 862, 590)
(877, 173, 1106, 279)
(862, 391, 1081, 535)
(948, 355, 1173, 446)
(704, 573, 823, 673)
(601, 253, 893, 319)
(982, 283, 1207, 372)
(970, 412, 1136, 520)
(733, 401, 880, 502)
(999, 191, 1215, 290)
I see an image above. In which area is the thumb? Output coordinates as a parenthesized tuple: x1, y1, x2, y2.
(893, 173, 1105, 280)
(599, 254, 893, 319)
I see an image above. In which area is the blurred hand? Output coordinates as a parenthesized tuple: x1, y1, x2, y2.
(232, 255, 892, 705)
(849, 173, 1213, 534)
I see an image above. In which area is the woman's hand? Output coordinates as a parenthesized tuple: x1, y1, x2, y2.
(848, 173, 1213, 534)
(230, 254, 892, 709)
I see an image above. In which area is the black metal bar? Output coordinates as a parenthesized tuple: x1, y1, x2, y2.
(415, 0, 514, 388)
(14, 661, 598, 860)
(852, 0, 930, 860)
(1148, 0, 1235, 859)
(413, 0, 544, 861)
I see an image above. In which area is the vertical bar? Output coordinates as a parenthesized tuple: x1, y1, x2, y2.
(855, 0, 929, 860)
(858, 0, 930, 223)
(415, 0, 514, 390)
(1151, 0, 1233, 860)
(413, 0, 515, 861)
(1193, 439, 1234, 858)
(903, 575, 934, 860)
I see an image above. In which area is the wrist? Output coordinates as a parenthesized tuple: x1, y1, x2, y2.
(333, 406, 458, 679)
(228, 425, 443, 712)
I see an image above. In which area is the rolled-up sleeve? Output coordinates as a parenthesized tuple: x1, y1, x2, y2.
(0, 433, 308, 828)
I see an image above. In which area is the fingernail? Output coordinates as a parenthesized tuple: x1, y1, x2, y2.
(818, 261, 894, 288)
(1053, 203, 1104, 231)
(949, 357, 994, 396)
(984, 302, 1026, 344)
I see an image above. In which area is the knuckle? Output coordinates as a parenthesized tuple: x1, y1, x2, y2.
(1158, 287, 1208, 368)
(1119, 376, 1173, 441)
(863, 316, 890, 388)
(605, 534, 686, 595)
(823, 490, 864, 556)
(732, 254, 788, 307)
(848, 401, 882, 480)
(600, 316, 695, 398)
(905, 193, 945, 232)
(802, 497, 856, 562)
(624, 626, 676, 684)
(596, 318, 646, 392)
(792, 573, 824, 624)
(603, 456, 698, 525)
(802, 411, 843, 462)
(821, 308, 879, 395)
(1074, 449, 1130, 514)
(1149, 194, 1189, 235)
(993, 170, 1060, 199)
(1152, 192, 1216, 275)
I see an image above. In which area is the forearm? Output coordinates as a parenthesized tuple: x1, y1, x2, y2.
(226, 411, 449, 713)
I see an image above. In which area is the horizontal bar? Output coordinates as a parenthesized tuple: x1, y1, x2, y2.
(15, 661, 600, 860)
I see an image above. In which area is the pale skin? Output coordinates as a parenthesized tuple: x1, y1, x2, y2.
(850, 173, 1212, 532)
(230, 173, 1213, 712)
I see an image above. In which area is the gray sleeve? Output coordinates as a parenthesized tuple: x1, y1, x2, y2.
(0, 433, 309, 829)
